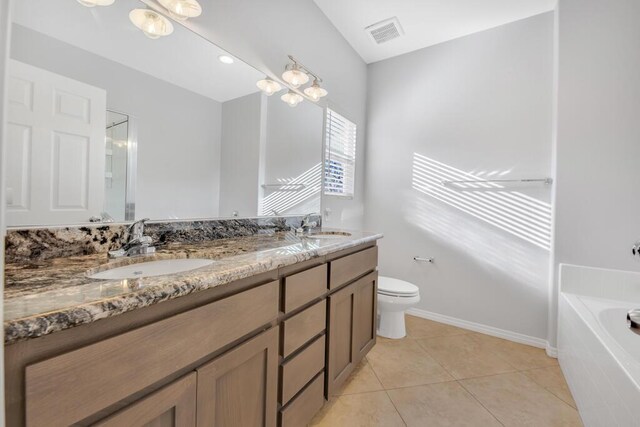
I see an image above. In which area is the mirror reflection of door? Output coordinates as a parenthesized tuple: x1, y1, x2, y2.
(6, 59, 106, 227)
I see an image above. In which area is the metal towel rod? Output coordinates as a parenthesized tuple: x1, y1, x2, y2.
(441, 178, 553, 186)
(261, 184, 306, 192)
(414, 256, 434, 263)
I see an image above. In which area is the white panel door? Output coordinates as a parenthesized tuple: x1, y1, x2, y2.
(6, 60, 106, 226)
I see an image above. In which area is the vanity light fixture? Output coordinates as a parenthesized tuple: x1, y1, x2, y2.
(129, 9, 174, 39)
(157, 0, 202, 21)
(76, 0, 115, 7)
(282, 63, 309, 89)
(256, 77, 282, 96)
(218, 55, 234, 64)
(304, 79, 328, 101)
(278, 55, 329, 106)
(281, 90, 303, 107)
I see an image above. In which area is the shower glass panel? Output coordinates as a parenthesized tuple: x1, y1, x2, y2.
(104, 110, 135, 222)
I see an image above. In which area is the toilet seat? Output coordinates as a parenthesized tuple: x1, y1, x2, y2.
(378, 276, 419, 298)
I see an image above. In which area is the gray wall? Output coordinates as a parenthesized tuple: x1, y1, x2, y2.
(263, 95, 323, 215)
(10, 24, 222, 221)
(365, 13, 554, 340)
(219, 92, 264, 217)
(151, 0, 368, 229)
(549, 0, 640, 346)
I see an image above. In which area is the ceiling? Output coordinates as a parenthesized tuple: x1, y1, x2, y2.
(12, 0, 264, 102)
(313, 0, 556, 64)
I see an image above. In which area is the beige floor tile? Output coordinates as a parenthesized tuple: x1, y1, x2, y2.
(417, 334, 516, 379)
(471, 333, 558, 370)
(522, 365, 577, 408)
(387, 381, 501, 427)
(336, 359, 384, 395)
(375, 335, 398, 344)
(367, 339, 453, 389)
(405, 315, 471, 339)
(460, 372, 583, 426)
(309, 391, 405, 427)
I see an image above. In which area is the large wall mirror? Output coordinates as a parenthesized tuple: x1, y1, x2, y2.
(5, 0, 324, 227)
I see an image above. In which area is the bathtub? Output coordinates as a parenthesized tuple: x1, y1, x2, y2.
(558, 264, 640, 426)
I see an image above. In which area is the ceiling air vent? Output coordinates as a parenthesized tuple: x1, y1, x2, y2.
(365, 17, 404, 45)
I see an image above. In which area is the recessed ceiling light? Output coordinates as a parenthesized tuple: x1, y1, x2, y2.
(218, 55, 234, 64)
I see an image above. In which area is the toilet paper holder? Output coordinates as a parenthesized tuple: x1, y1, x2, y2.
(414, 256, 434, 263)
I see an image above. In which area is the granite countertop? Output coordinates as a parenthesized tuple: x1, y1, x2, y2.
(4, 230, 382, 344)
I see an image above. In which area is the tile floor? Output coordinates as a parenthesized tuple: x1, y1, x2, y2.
(310, 315, 583, 427)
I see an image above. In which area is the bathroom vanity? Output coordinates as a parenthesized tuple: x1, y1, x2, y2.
(2, 1, 375, 424)
(4, 229, 381, 426)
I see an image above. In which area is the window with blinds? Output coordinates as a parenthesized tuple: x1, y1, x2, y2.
(324, 109, 356, 197)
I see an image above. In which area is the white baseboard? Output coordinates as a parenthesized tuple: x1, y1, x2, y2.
(406, 308, 554, 356)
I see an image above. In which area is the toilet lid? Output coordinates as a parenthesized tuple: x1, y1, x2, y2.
(378, 276, 420, 297)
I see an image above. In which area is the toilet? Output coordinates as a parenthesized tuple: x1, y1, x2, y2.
(377, 276, 421, 339)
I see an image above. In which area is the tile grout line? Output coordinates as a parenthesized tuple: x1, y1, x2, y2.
(366, 353, 409, 426)
(519, 367, 579, 409)
(377, 335, 506, 427)
(408, 336, 507, 427)
(456, 379, 506, 427)
(383, 389, 409, 427)
(412, 335, 520, 382)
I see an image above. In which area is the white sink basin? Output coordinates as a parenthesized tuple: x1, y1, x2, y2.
(307, 231, 352, 240)
(88, 259, 214, 280)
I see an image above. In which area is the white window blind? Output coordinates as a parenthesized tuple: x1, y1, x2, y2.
(324, 109, 356, 197)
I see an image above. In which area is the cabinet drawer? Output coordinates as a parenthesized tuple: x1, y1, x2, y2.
(25, 281, 279, 427)
(280, 373, 325, 427)
(281, 300, 326, 358)
(283, 264, 327, 313)
(329, 246, 378, 290)
(280, 335, 325, 405)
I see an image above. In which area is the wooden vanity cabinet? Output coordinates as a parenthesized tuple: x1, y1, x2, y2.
(6, 242, 379, 427)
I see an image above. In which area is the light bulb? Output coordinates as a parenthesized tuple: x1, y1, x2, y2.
(77, 0, 115, 6)
(129, 9, 174, 39)
(218, 55, 234, 64)
(282, 65, 309, 89)
(281, 90, 303, 107)
(158, 0, 202, 20)
(303, 80, 328, 101)
(256, 77, 282, 96)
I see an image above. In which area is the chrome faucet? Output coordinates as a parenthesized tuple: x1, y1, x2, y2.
(293, 213, 318, 235)
(302, 213, 318, 231)
(628, 309, 640, 336)
(108, 218, 156, 258)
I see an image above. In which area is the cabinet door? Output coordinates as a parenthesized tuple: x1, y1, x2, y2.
(353, 272, 378, 361)
(326, 272, 378, 397)
(196, 327, 279, 427)
(326, 282, 356, 397)
(93, 373, 196, 427)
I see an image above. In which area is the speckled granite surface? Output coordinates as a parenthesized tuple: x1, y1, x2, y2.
(5, 216, 312, 263)
(4, 230, 382, 344)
